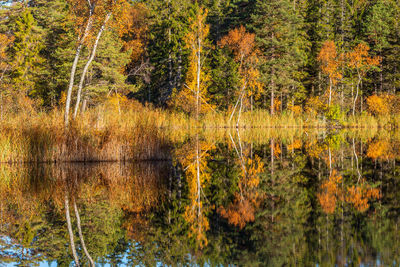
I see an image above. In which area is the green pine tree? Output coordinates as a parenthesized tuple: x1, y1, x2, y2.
(251, 0, 309, 114)
(10, 8, 43, 98)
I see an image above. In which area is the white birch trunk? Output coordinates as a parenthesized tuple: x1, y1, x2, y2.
(73, 13, 111, 119)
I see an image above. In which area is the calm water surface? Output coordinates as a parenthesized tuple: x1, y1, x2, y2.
(1, 130, 399, 266)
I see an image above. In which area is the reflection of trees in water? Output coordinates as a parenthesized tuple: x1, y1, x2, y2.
(219, 131, 264, 229)
(0, 162, 169, 265)
(2, 134, 400, 265)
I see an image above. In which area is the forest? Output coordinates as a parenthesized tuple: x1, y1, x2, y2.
(2, 1, 400, 265)
(1, 0, 400, 163)
(1, 0, 400, 127)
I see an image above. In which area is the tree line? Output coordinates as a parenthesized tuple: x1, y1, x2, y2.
(1, 0, 400, 123)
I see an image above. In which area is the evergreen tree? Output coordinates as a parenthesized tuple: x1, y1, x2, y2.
(364, 0, 398, 94)
(144, 0, 192, 105)
(81, 30, 132, 109)
(30, 0, 72, 106)
(251, 0, 308, 114)
(209, 47, 239, 110)
(10, 8, 43, 97)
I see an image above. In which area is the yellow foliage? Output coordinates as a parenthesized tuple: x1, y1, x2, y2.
(176, 138, 215, 248)
(171, 8, 213, 117)
(305, 96, 326, 116)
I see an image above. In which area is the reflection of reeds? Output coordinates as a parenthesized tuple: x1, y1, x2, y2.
(0, 162, 168, 229)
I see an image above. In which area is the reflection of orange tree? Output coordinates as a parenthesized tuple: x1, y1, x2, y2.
(317, 170, 380, 214)
(219, 144, 265, 229)
(175, 136, 215, 248)
(317, 170, 342, 214)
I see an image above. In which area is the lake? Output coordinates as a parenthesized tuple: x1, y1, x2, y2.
(0, 129, 399, 266)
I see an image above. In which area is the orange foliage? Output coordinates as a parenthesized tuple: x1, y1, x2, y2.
(219, 153, 264, 229)
(317, 40, 343, 86)
(318, 170, 381, 214)
(219, 194, 256, 229)
(0, 33, 13, 68)
(366, 140, 394, 160)
(287, 139, 302, 150)
(66, 0, 132, 47)
(219, 26, 256, 63)
(347, 43, 380, 73)
(366, 94, 398, 116)
(288, 104, 302, 115)
(273, 98, 281, 113)
(317, 170, 342, 214)
(219, 26, 262, 104)
(0, 33, 13, 89)
(271, 142, 281, 158)
(122, 3, 149, 61)
(346, 183, 380, 212)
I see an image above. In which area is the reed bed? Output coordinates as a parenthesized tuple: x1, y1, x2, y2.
(0, 106, 171, 163)
(0, 100, 398, 163)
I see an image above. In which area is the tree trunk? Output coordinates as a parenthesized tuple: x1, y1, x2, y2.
(236, 94, 243, 128)
(73, 13, 111, 119)
(81, 95, 87, 114)
(196, 34, 201, 121)
(270, 138, 274, 177)
(73, 199, 95, 267)
(196, 134, 201, 225)
(353, 74, 361, 116)
(328, 78, 332, 106)
(167, 27, 173, 103)
(65, 195, 80, 266)
(270, 82, 275, 116)
(65, 16, 93, 128)
(0, 92, 3, 122)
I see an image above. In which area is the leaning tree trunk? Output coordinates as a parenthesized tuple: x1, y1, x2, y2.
(73, 199, 95, 267)
(236, 94, 244, 128)
(65, 16, 93, 128)
(73, 13, 111, 119)
(65, 195, 80, 266)
(352, 72, 361, 116)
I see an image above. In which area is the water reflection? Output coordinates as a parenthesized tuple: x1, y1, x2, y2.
(1, 130, 400, 266)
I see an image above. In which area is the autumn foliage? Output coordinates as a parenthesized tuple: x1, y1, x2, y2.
(318, 170, 380, 214)
(318, 41, 342, 86)
(366, 94, 400, 116)
(219, 154, 264, 229)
